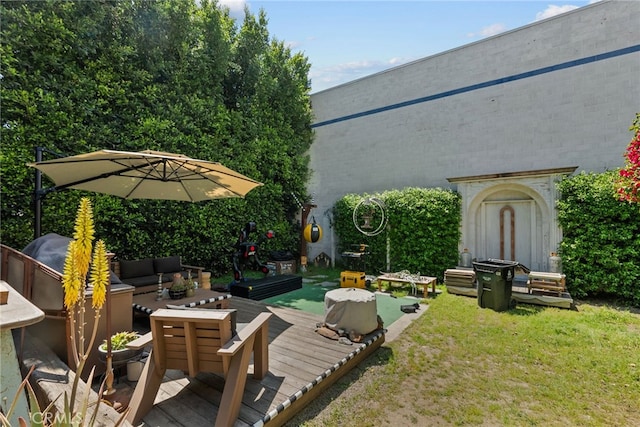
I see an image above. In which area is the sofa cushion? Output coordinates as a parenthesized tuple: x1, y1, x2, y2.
(119, 258, 155, 279)
(122, 275, 164, 287)
(154, 256, 182, 274)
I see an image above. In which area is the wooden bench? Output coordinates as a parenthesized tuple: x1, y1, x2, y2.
(377, 274, 437, 298)
(527, 272, 566, 296)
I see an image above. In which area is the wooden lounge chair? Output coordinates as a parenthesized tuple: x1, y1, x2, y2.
(125, 308, 271, 426)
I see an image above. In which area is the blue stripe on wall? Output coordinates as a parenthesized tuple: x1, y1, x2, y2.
(311, 45, 640, 129)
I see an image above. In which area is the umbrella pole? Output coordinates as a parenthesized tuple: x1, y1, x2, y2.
(32, 146, 67, 239)
(34, 147, 43, 239)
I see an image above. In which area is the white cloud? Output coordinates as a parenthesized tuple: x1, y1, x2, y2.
(322, 57, 412, 75)
(227, 1, 595, 36)
(218, 0, 246, 20)
(467, 3, 590, 40)
(309, 61, 379, 91)
(310, 57, 416, 92)
(535, 4, 580, 21)
(467, 23, 509, 38)
(284, 40, 302, 50)
(388, 57, 407, 66)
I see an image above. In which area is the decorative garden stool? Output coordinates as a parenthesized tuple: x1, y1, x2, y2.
(201, 271, 211, 290)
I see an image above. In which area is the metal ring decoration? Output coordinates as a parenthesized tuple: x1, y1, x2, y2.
(353, 197, 388, 236)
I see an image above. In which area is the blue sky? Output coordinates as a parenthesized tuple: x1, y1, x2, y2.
(220, 1, 596, 93)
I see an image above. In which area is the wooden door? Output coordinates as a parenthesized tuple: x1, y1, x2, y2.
(479, 200, 535, 268)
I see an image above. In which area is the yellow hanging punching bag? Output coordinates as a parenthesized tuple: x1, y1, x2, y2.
(303, 219, 322, 243)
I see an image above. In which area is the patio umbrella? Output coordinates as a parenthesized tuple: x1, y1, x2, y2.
(27, 148, 263, 399)
(28, 149, 263, 202)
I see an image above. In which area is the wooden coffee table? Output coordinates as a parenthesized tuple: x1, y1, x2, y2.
(377, 274, 437, 298)
(132, 288, 231, 315)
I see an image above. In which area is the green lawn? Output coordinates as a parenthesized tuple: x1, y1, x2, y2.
(286, 283, 640, 426)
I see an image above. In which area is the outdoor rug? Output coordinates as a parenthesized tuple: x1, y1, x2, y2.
(261, 283, 421, 327)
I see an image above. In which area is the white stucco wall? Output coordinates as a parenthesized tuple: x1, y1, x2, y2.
(306, 0, 640, 268)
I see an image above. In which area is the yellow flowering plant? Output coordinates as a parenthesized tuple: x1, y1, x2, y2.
(60, 197, 110, 420)
(0, 197, 127, 426)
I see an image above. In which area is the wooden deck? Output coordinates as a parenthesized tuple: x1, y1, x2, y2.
(129, 295, 386, 427)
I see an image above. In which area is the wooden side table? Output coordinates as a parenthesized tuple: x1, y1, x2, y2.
(377, 274, 437, 298)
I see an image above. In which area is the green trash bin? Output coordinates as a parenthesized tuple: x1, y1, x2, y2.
(473, 259, 519, 311)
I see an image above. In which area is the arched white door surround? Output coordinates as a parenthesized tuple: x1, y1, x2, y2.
(448, 168, 577, 272)
(475, 190, 540, 269)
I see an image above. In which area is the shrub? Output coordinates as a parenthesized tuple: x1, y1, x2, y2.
(557, 170, 640, 305)
(333, 188, 461, 281)
(615, 113, 640, 203)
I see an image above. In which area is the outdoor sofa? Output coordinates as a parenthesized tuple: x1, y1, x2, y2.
(112, 255, 204, 295)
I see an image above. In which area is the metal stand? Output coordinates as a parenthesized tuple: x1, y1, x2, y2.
(156, 273, 164, 301)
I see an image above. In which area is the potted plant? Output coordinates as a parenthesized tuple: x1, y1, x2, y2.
(185, 270, 195, 297)
(169, 273, 187, 299)
(98, 331, 143, 365)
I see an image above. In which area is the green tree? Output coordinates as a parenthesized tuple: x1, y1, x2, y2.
(1, 0, 313, 276)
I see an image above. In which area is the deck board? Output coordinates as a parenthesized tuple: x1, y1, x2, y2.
(134, 295, 386, 426)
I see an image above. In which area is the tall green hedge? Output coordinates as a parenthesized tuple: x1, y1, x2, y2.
(557, 170, 640, 305)
(333, 188, 461, 281)
(0, 0, 313, 277)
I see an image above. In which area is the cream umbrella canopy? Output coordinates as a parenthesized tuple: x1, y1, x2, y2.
(28, 149, 263, 202)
